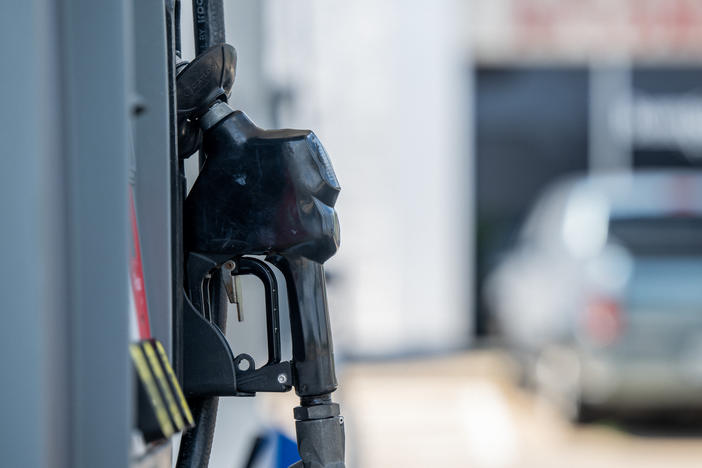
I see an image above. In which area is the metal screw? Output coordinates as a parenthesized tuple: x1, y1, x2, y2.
(277, 373, 288, 384)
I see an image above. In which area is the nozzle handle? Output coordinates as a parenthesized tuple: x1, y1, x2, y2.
(269, 255, 338, 397)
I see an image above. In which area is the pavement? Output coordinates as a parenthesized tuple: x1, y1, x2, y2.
(334, 351, 702, 468)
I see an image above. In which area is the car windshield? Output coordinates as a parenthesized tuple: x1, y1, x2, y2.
(608, 216, 702, 256)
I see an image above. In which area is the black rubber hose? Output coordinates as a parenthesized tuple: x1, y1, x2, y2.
(176, 397, 220, 468)
(191, 0, 225, 168)
(243, 434, 268, 468)
(191, 0, 226, 55)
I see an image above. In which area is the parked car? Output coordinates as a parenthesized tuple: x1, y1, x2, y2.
(485, 170, 702, 422)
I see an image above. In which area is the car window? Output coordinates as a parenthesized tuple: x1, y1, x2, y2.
(626, 257, 702, 311)
(608, 217, 702, 256)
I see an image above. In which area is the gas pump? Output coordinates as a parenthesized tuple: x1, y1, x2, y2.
(175, 43, 345, 468)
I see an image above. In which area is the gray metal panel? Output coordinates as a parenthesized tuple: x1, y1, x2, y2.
(133, 0, 175, 353)
(0, 0, 69, 467)
(62, 0, 132, 466)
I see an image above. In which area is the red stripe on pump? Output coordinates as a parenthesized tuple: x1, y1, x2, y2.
(129, 188, 151, 339)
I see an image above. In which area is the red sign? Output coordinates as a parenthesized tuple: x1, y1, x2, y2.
(473, 0, 702, 61)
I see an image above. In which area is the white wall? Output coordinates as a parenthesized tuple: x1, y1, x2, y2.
(265, 0, 473, 355)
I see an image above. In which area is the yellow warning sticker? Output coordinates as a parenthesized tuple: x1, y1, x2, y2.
(142, 341, 185, 431)
(130, 344, 175, 438)
(155, 340, 194, 426)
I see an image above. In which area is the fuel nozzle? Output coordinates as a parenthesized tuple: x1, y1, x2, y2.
(186, 104, 345, 467)
(179, 43, 345, 468)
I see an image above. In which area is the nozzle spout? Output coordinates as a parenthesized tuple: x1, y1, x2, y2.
(291, 401, 345, 468)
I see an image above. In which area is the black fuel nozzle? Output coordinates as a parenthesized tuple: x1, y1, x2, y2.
(185, 105, 341, 387)
(186, 105, 345, 467)
(178, 43, 345, 468)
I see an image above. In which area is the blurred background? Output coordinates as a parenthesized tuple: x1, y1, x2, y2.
(4, 0, 702, 467)
(191, 1, 702, 467)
